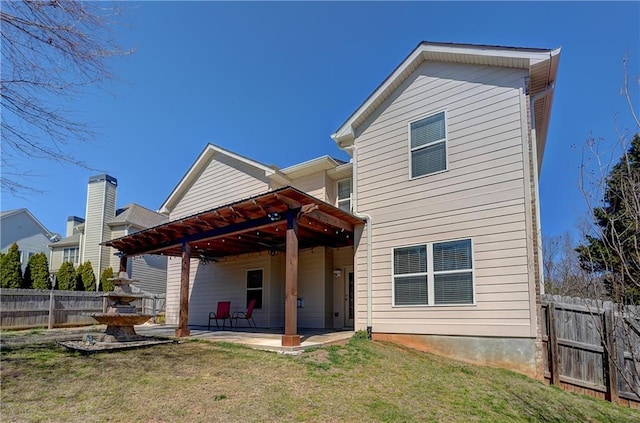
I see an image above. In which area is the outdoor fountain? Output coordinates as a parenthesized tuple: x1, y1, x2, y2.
(58, 272, 173, 352)
(90, 272, 153, 342)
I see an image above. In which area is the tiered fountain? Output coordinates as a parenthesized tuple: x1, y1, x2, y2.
(59, 272, 172, 353)
(90, 272, 153, 342)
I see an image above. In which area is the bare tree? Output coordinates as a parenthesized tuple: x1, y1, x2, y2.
(0, 0, 131, 195)
(571, 56, 640, 400)
(543, 232, 601, 297)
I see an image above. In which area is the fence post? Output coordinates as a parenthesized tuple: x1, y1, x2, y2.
(604, 306, 619, 403)
(152, 295, 157, 323)
(548, 302, 560, 386)
(48, 290, 55, 330)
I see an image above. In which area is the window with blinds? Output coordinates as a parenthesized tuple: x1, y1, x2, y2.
(393, 239, 474, 306)
(409, 111, 447, 178)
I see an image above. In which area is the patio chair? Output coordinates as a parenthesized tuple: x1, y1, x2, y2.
(208, 301, 232, 330)
(232, 299, 257, 329)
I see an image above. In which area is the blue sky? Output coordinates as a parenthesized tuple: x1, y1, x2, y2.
(2, 1, 639, 243)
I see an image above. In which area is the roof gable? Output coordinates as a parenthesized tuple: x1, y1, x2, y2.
(159, 144, 290, 214)
(331, 41, 561, 161)
(1, 208, 56, 239)
(109, 203, 168, 229)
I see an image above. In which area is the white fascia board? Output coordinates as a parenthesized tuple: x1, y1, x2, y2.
(280, 156, 341, 176)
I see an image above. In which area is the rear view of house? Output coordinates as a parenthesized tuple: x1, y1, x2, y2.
(105, 41, 560, 378)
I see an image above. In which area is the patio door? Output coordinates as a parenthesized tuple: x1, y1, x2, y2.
(344, 267, 354, 327)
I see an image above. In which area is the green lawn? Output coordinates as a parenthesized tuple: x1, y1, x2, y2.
(1, 333, 637, 422)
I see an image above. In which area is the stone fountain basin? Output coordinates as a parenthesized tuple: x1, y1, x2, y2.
(90, 313, 153, 326)
(103, 294, 145, 304)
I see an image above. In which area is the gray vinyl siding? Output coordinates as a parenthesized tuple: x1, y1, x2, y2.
(0, 213, 52, 272)
(353, 61, 534, 338)
(108, 227, 126, 271)
(130, 255, 167, 294)
(171, 154, 270, 219)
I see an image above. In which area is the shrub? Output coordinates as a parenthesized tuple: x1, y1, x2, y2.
(57, 261, 79, 290)
(24, 252, 50, 290)
(77, 261, 96, 291)
(1, 243, 23, 288)
(100, 267, 115, 292)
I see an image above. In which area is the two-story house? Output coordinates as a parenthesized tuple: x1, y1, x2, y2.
(105, 41, 560, 377)
(50, 174, 168, 294)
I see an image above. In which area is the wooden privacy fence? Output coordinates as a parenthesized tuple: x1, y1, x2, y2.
(540, 295, 640, 408)
(0, 288, 166, 330)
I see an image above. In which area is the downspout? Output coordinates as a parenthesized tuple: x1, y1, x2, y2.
(529, 80, 555, 293)
(339, 143, 373, 339)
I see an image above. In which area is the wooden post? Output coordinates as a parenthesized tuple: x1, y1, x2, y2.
(548, 302, 560, 386)
(119, 254, 128, 274)
(282, 211, 300, 347)
(152, 295, 157, 324)
(48, 290, 55, 330)
(176, 243, 191, 337)
(604, 306, 619, 403)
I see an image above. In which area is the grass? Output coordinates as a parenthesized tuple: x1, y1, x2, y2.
(1, 334, 638, 422)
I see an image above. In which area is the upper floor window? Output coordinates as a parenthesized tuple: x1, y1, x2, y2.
(409, 111, 447, 178)
(393, 238, 474, 306)
(63, 247, 79, 264)
(337, 178, 352, 212)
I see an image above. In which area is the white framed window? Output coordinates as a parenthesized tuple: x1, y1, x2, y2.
(337, 178, 352, 212)
(393, 238, 474, 306)
(63, 247, 79, 264)
(409, 111, 447, 178)
(246, 268, 263, 309)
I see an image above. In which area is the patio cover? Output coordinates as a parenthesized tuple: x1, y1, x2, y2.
(103, 186, 365, 346)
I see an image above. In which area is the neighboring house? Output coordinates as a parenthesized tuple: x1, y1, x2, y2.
(104, 41, 560, 378)
(49, 174, 168, 294)
(0, 208, 60, 272)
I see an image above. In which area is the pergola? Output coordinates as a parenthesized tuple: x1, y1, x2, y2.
(103, 186, 364, 346)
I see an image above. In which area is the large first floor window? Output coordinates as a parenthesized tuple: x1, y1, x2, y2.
(393, 238, 474, 306)
(246, 269, 263, 309)
(63, 247, 79, 264)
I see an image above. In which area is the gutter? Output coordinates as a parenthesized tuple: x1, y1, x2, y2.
(529, 78, 555, 294)
(338, 144, 373, 339)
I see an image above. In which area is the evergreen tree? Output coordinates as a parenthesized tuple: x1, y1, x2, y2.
(78, 261, 96, 291)
(24, 252, 50, 290)
(57, 261, 78, 291)
(100, 267, 115, 292)
(577, 134, 640, 303)
(1, 243, 23, 288)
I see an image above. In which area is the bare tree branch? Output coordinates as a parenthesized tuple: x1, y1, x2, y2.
(0, 0, 133, 194)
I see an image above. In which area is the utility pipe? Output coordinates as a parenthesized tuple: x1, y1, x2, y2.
(339, 144, 373, 338)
